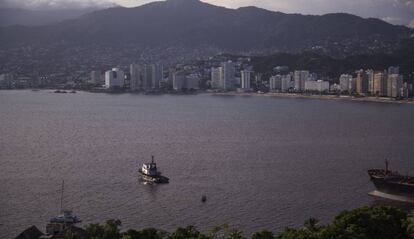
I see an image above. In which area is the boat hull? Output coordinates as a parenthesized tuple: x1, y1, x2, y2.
(139, 170, 169, 184)
(370, 177, 414, 196)
(368, 169, 414, 198)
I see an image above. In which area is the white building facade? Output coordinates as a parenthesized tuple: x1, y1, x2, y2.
(269, 75, 282, 91)
(304, 80, 330, 92)
(281, 74, 293, 92)
(173, 71, 186, 91)
(387, 74, 403, 98)
(141, 64, 163, 90)
(222, 61, 235, 91)
(240, 70, 252, 90)
(339, 74, 354, 93)
(105, 68, 125, 89)
(211, 61, 235, 91)
(130, 64, 142, 91)
(173, 72, 200, 91)
(211, 67, 222, 89)
(294, 70, 309, 92)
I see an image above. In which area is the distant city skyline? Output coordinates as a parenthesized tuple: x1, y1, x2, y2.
(0, 0, 413, 27)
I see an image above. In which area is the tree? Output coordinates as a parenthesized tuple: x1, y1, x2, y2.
(304, 218, 320, 232)
(208, 225, 246, 239)
(276, 227, 320, 239)
(404, 211, 414, 239)
(85, 219, 122, 239)
(86, 223, 105, 239)
(123, 230, 141, 239)
(82, 205, 412, 239)
(122, 228, 167, 239)
(168, 225, 209, 239)
(64, 230, 76, 239)
(321, 205, 407, 239)
(227, 229, 245, 239)
(251, 230, 274, 239)
(209, 224, 229, 239)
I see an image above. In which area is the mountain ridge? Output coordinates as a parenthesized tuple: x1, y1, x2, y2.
(0, 0, 411, 57)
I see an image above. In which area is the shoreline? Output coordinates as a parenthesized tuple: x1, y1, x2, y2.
(210, 92, 414, 104)
(2, 89, 414, 104)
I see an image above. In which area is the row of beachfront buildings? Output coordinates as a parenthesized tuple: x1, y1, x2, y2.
(93, 64, 200, 92)
(3, 59, 409, 98)
(94, 62, 410, 98)
(209, 63, 410, 98)
(266, 67, 408, 98)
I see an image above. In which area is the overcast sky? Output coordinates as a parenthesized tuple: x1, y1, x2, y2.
(0, 0, 413, 27)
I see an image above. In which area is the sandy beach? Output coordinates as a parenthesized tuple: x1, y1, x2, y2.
(210, 92, 414, 104)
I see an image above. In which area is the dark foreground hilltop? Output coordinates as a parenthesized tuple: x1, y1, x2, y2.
(15, 205, 414, 239)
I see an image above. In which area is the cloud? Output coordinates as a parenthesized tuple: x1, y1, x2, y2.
(200, 0, 414, 26)
(409, 19, 414, 28)
(393, 0, 414, 8)
(382, 16, 402, 25)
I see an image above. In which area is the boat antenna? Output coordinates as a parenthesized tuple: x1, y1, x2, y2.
(151, 155, 154, 163)
(385, 159, 389, 174)
(60, 180, 64, 213)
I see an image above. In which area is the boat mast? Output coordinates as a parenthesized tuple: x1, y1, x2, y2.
(60, 180, 64, 213)
(385, 159, 389, 174)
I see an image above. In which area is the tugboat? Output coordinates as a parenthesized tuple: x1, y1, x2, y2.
(368, 160, 414, 200)
(139, 156, 169, 184)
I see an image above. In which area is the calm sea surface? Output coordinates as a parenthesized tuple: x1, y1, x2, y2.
(1, 90, 414, 237)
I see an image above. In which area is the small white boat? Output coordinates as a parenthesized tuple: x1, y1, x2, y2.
(50, 210, 82, 224)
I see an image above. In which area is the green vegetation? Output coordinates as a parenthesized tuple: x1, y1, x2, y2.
(77, 205, 414, 239)
(251, 38, 414, 81)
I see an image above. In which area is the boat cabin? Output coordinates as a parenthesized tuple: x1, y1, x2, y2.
(141, 156, 159, 177)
